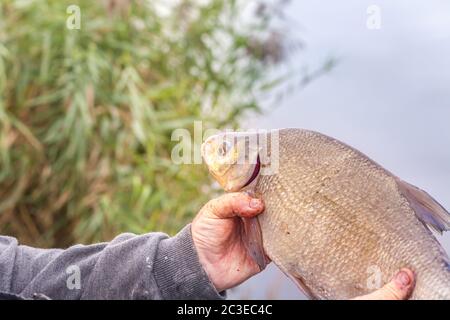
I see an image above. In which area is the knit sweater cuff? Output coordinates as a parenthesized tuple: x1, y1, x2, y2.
(153, 224, 226, 300)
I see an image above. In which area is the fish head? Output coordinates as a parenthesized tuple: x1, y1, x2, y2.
(201, 131, 261, 192)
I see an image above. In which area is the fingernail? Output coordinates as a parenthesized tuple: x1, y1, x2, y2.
(395, 271, 411, 286)
(249, 198, 262, 209)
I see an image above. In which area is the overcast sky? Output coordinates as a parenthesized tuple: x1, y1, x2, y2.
(233, 0, 450, 299)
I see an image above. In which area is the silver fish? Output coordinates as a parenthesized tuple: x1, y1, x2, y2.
(201, 128, 450, 299)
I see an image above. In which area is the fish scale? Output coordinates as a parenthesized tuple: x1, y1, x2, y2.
(202, 128, 450, 299)
(253, 129, 450, 299)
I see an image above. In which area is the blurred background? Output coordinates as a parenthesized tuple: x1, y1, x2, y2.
(232, 0, 450, 299)
(0, 0, 449, 299)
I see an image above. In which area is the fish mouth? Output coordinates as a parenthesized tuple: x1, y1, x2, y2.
(242, 155, 261, 188)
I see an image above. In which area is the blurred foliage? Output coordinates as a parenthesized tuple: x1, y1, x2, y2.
(0, 0, 292, 247)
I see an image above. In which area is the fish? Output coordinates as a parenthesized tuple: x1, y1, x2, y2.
(201, 128, 450, 299)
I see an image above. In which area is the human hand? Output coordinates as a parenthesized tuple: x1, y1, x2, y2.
(353, 268, 415, 300)
(192, 192, 266, 292)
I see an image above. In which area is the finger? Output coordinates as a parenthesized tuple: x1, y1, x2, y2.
(202, 192, 264, 219)
(354, 268, 415, 300)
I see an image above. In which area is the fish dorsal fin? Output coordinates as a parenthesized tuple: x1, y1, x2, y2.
(397, 179, 450, 234)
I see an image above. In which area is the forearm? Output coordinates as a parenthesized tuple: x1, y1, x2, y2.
(0, 225, 224, 300)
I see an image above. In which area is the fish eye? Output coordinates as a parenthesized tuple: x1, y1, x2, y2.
(217, 141, 231, 157)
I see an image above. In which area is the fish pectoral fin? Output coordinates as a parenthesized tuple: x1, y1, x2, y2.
(241, 216, 269, 271)
(286, 271, 318, 300)
(397, 179, 450, 234)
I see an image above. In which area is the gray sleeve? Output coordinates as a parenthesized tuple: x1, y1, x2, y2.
(0, 224, 225, 300)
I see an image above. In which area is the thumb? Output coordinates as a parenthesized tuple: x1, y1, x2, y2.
(200, 192, 264, 219)
(354, 268, 415, 300)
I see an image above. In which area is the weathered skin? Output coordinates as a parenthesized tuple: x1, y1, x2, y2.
(201, 128, 450, 299)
